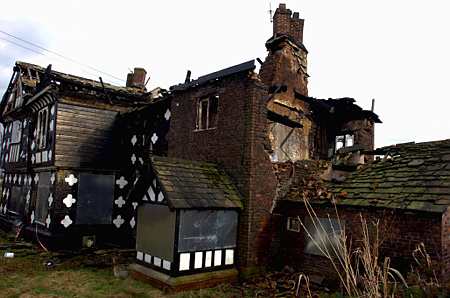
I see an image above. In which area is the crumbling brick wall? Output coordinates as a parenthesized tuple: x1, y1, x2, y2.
(341, 119, 375, 152)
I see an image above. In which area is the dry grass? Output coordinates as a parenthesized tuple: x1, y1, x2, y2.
(299, 199, 408, 297)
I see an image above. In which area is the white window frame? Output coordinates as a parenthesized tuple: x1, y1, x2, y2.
(195, 95, 219, 131)
(8, 121, 22, 163)
(37, 107, 49, 150)
(287, 216, 301, 232)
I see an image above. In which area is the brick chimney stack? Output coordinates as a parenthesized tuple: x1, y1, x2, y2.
(273, 3, 304, 44)
(126, 67, 147, 89)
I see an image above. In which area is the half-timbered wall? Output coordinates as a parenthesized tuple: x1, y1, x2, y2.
(111, 100, 171, 235)
(29, 93, 57, 167)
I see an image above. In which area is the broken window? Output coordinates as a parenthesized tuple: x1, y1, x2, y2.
(196, 95, 219, 130)
(36, 107, 49, 149)
(335, 134, 354, 152)
(304, 217, 343, 257)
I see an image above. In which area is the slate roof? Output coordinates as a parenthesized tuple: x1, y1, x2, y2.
(330, 139, 450, 213)
(170, 60, 255, 92)
(151, 156, 242, 209)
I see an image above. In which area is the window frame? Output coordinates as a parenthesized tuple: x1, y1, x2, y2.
(8, 120, 22, 163)
(335, 133, 354, 152)
(287, 216, 301, 232)
(35, 172, 51, 225)
(303, 216, 344, 257)
(10, 121, 22, 144)
(195, 95, 219, 131)
(36, 107, 49, 150)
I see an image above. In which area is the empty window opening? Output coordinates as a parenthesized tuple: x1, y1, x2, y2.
(196, 95, 219, 130)
(335, 134, 354, 152)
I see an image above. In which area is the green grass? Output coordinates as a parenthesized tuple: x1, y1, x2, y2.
(0, 231, 244, 298)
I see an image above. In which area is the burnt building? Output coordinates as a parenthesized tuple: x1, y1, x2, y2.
(273, 140, 450, 281)
(8, 2, 441, 292)
(126, 4, 380, 290)
(0, 62, 152, 247)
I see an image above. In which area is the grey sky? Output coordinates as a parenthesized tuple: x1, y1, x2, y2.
(0, 0, 449, 147)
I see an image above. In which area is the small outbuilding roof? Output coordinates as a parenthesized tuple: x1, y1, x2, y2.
(151, 156, 242, 209)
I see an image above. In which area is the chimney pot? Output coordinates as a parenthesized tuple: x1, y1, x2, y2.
(126, 72, 133, 87)
(126, 67, 147, 89)
(272, 4, 304, 44)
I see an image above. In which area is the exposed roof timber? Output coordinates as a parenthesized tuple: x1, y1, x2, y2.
(15, 61, 146, 99)
(170, 60, 256, 91)
(295, 90, 382, 123)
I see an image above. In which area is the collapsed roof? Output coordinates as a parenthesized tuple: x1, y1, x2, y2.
(281, 139, 450, 213)
(295, 92, 382, 124)
(15, 61, 145, 97)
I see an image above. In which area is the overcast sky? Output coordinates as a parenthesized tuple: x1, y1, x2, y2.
(0, 0, 449, 147)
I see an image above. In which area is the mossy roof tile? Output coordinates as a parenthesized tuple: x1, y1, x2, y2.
(151, 156, 242, 209)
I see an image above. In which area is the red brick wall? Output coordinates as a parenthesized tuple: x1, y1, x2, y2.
(167, 74, 250, 192)
(166, 72, 277, 270)
(273, 4, 304, 44)
(274, 202, 444, 279)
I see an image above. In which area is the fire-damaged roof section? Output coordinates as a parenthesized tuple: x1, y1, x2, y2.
(295, 91, 382, 123)
(15, 61, 146, 98)
(151, 156, 243, 209)
(280, 139, 450, 213)
(330, 139, 450, 212)
(170, 60, 255, 92)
